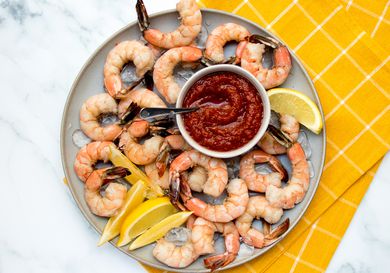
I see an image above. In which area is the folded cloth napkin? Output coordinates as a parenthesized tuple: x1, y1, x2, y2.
(143, 0, 390, 272)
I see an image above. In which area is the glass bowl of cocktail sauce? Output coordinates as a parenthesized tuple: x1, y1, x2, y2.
(176, 64, 270, 158)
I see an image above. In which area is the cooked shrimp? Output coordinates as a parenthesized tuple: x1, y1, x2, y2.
(74, 141, 113, 182)
(266, 142, 309, 209)
(239, 150, 287, 192)
(145, 162, 170, 189)
(84, 167, 129, 217)
(169, 150, 228, 200)
(153, 46, 203, 104)
(153, 237, 199, 268)
(79, 93, 122, 141)
(137, 0, 202, 49)
(185, 166, 208, 193)
(180, 178, 249, 223)
(104, 40, 154, 98)
(241, 35, 292, 89)
(236, 196, 289, 248)
(258, 114, 300, 155)
(204, 23, 250, 64)
(117, 88, 166, 117)
(119, 121, 165, 165)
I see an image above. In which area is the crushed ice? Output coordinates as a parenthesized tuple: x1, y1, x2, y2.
(165, 227, 191, 246)
(297, 131, 312, 159)
(72, 129, 91, 148)
(238, 243, 255, 257)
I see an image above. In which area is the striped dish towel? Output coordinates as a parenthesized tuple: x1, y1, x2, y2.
(143, 0, 390, 272)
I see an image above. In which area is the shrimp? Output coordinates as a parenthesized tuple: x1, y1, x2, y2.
(74, 141, 113, 182)
(104, 40, 155, 98)
(119, 121, 165, 165)
(204, 23, 250, 64)
(145, 163, 170, 189)
(239, 150, 288, 192)
(153, 46, 203, 104)
(180, 178, 249, 223)
(265, 129, 309, 209)
(136, 0, 202, 49)
(258, 114, 300, 155)
(169, 150, 228, 200)
(191, 217, 239, 271)
(117, 88, 166, 117)
(79, 93, 122, 141)
(235, 197, 289, 248)
(84, 167, 129, 217)
(241, 35, 292, 89)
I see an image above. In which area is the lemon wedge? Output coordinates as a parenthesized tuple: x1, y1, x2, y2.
(267, 88, 323, 134)
(108, 145, 163, 198)
(117, 197, 177, 247)
(98, 180, 146, 246)
(129, 211, 193, 250)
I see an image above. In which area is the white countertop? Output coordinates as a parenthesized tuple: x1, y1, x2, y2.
(0, 0, 389, 272)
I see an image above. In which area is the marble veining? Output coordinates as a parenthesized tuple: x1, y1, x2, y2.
(0, 1, 389, 272)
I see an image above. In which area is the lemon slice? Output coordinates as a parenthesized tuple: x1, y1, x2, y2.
(117, 197, 177, 247)
(267, 88, 323, 134)
(98, 180, 146, 246)
(129, 211, 193, 250)
(109, 145, 163, 198)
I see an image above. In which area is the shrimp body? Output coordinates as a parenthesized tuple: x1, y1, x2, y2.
(239, 150, 287, 192)
(79, 93, 122, 141)
(235, 196, 289, 248)
(153, 46, 203, 104)
(241, 42, 292, 89)
(258, 114, 299, 155)
(181, 178, 249, 223)
(153, 238, 199, 268)
(84, 167, 128, 217)
(140, 0, 202, 49)
(266, 143, 309, 209)
(74, 141, 112, 182)
(170, 150, 228, 198)
(117, 88, 166, 117)
(205, 23, 250, 63)
(104, 41, 154, 98)
(145, 163, 170, 189)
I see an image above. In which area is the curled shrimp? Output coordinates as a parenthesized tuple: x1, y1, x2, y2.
(74, 141, 113, 182)
(193, 218, 240, 271)
(266, 130, 310, 209)
(104, 40, 155, 98)
(204, 23, 250, 64)
(258, 114, 300, 155)
(137, 0, 202, 49)
(84, 167, 129, 217)
(241, 35, 292, 89)
(169, 150, 228, 200)
(153, 46, 203, 104)
(180, 177, 249, 223)
(239, 150, 288, 192)
(79, 93, 122, 141)
(235, 196, 289, 248)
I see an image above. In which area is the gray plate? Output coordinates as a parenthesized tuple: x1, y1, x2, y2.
(61, 8, 326, 273)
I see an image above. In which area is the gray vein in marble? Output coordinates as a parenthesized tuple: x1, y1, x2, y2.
(0, 0, 42, 24)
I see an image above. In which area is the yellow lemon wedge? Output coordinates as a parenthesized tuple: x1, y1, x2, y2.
(98, 180, 146, 246)
(117, 197, 177, 247)
(129, 211, 193, 250)
(108, 145, 163, 198)
(267, 88, 323, 134)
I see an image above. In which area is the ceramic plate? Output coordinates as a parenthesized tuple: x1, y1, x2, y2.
(61, 8, 326, 273)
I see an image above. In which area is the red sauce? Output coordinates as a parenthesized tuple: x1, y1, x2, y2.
(182, 71, 263, 152)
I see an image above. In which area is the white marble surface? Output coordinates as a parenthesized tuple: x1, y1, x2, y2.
(0, 1, 389, 272)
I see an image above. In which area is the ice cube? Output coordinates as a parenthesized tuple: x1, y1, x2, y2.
(100, 114, 119, 126)
(255, 164, 273, 174)
(308, 160, 315, 178)
(269, 111, 280, 127)
(165, 227, 191, 246)
(227, 157, 240, 178)
(121, 63, 140, 85)
(72, 129, 91, 148)
(196, 25, 209, 48)
(238, 243, 255, 257)
(297, 131, 312, 159)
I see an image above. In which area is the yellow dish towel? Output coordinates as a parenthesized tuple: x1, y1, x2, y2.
(143, 0, 390, 272)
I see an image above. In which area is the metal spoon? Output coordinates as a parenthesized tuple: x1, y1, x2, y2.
(139, 107, 199, 120)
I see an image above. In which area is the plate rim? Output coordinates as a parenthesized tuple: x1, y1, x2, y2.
(60, 7, 326, 273)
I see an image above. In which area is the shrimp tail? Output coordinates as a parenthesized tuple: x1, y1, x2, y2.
(156, 142, 170, 176)
(102, 166, 131, 183)
(169, 171, 186, 210)
(246, 34, 280, 48)
(268, 125, 293, 148)
(136, 0, 149, 32)
(119, 102, 141, 125)
(269, 156, 289, 182)
(204, 252, 237, 272)
(264, 218, 290, 247)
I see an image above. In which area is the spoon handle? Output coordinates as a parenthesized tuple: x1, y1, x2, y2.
(139, 107, 199, 120)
